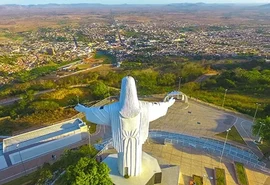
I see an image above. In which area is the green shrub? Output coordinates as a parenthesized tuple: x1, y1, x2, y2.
(193, 175, 203, 185)
(235, 162, 249, 185)
(215, 168, 226, 185)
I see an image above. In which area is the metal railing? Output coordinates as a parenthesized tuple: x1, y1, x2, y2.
(94, 138, 113, 154)
(149, 130, 269, 173)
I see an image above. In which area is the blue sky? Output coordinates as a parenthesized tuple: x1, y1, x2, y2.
(0, 0, 269, 5)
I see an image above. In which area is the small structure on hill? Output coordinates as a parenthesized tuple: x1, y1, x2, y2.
(164, 91, 188, 103)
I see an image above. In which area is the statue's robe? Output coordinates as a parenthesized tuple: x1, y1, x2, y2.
(80, 101, 171, 176)
(75, 76, 174, 176)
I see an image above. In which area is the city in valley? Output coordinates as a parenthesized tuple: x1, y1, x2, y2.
(0, 2, 270, 185)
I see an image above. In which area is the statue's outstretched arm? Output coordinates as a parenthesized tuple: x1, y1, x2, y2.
(148, 97, 175, 122)
(75, 104, 110, 126)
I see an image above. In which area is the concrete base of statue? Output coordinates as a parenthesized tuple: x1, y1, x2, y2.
(103, 152, 162, 185)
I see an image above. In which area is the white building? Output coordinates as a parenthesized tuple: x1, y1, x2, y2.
(1, 118, 88, 166)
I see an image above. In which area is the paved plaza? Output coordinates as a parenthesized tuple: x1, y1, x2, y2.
(150, 98, 237, 137)
(150, 97, 263, 158)
(143, 142, 270, 185)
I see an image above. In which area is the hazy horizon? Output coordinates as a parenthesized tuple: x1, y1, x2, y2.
(0, 0, 269, 5)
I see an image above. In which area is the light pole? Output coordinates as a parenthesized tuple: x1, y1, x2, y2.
(178, 77, 182, 91)
(88, 126, 91, 147)
(203, 174, 213, 181)
(16, 144, 26, 175)
(87, 125, 92, 156)
(253, 103, 261, 123)
(219, 128, 231, 167)
(257, 122, 265, 143)
(221, 89, 228, 108)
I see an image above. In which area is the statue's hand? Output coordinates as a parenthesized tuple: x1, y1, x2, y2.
(168, 97, 175, 107)
(75, 103, 86, 113)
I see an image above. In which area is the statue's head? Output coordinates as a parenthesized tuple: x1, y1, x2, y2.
(119, 76, 140, 118)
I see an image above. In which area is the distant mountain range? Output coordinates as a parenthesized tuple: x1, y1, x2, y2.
(260, 3, 270, 7)
(0, 3, 269, 10)
(0, 3, 266, 7)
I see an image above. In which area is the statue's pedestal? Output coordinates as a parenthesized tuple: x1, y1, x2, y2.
(103, 152, 162, 185)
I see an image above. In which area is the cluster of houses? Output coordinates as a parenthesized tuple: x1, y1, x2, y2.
(0, 21, 269, 85)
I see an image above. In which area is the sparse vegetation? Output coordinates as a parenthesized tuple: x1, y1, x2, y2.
(82, 116, 97, 134)
(0, 59, 269, 136)
(216, 126, 246, 145)
(15, 65, 58, 83)
(193, 175, 203, 185)
(215, 168, 226, 185)
(257, 140, 270, 158)
(235, 162, 249, 185)
(253, 117, 270, 147)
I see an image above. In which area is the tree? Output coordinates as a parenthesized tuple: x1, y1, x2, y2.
(34, 163, 53, 185)
(183, 82, 200, 93)
(56, 145, 97, 170)
(252, 117, 270, 142)
(202, 78, 217, 89)
(0, 106, 3, 117)
(89, 81, 109, 100)
(180, 63, 204, 82)
(21, 90, 35, 103)
(103, 72, 122, 87)
(63, 157, 112, 185)
(30, 101, 60, 112)
(263, 104, 270, 118)
(10, 110, 18, 119)
(223, 79, 236, 89)
(131, 70, 158, 94)
(157, 73, 176, 86)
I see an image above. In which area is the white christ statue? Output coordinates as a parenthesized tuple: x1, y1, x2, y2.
(75, 76, 175, 177)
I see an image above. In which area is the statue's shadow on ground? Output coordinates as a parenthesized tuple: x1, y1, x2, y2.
(171, 144, 221, 159)
(211, 115, 236, 133)
(103, 155, 120, 176)
(60, 123, 74, 129)
(159, 164, 177, 168)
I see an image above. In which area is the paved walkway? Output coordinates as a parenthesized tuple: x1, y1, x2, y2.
(143, 142, 269, 185)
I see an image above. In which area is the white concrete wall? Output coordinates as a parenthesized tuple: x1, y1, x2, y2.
(0, 155, 7, 169)
(10, 133, 82, 165)
(3, 118, 81, 153)
(5, 129, 81, 153)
